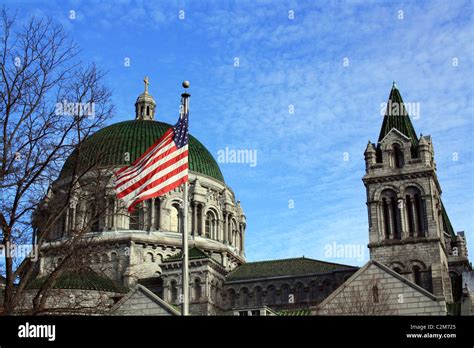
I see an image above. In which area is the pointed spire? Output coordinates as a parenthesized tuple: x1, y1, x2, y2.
(377, 82, 418, 147)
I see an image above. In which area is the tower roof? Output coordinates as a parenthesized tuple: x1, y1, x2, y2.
(378, 83, 418, 147)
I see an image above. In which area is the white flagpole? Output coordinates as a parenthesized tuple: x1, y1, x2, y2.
(181, 81, 190, 316)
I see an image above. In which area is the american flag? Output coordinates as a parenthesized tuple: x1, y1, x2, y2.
(114, 111, 189, 211)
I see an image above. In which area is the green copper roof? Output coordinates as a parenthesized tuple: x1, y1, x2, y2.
(226, 257, 357, 282)
(60, 120, 224, 182)
(27, 269, 128, 293)
(378, 84, 418, 147)
(278, 309, 311, 316)
(164, 247, 209, 262)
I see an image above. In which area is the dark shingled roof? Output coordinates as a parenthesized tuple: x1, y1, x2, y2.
(27, 269, 128, 293)
(378, 83, 418, 148)
(226, 257, 358, 282)
(59, 120, 224, 182)
(164, 247, 209, 262)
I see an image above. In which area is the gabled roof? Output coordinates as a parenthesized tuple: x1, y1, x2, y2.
(317, 260, 439, 311)
(164, 247, 209, 262)
(111, 284, 180, 316)
(378, 83, 418, 148)
(226, 257, 357, 282)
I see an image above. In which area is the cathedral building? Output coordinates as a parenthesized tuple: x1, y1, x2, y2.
(28, 81, 472, 316)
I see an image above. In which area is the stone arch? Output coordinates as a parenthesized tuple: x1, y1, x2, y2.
(203, 204, 223, 220)
(408, 259, 427, 271)
(388, 261, 406, 273)
(403, 185, 427, 237)
(380, 188, 402, 240)
(400, 182, 426, 196)
(145, 252, 154, 263)
(204, 208, 219, 240)
(372, 184, 400, 201)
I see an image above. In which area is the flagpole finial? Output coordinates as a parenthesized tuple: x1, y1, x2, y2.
(182, 80, 190, 89)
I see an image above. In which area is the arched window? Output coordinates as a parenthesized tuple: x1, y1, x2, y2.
(322, 280, 332, 297)
(405, 187, 426, 238)
(170, 280, 178, 303)
(393, 144, 404, 168)
(295, 283, 305, 303)
(413, 266, 422, 286)
(266, 285, 276, 305)
(170, 204, 181, 233)
(205, 211, 213, 238)
(240, 288, 249, 307)
(380, 189, 401, 240)
(146, 105, 150, 116)
(228, 289, 236, 308)
(145, 252, 154, 263)
(372, 285, 379, 303)
(281, 285, 290, 304)
(254, 287, 262, 306)
(194, 278, 201, 301)
(111, 252, 118, 262)
(309, 282, 318, 300)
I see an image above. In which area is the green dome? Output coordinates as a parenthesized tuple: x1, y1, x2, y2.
(60, 120, 224, 182)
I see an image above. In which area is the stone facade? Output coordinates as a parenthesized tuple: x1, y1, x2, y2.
(316, 261, 447, 315)
(222, 267, 357, 312)
(111, 284, 179, 315)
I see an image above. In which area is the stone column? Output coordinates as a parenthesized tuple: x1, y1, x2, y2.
(223, 213, 228, 244)
(200, 206, 205, 237)
(193, 202, 197, 236)
(150, 198, 155, 231)
(410, 196, 418, 237)
(386, 200, 393, 239)
(159, 198, 165, 230)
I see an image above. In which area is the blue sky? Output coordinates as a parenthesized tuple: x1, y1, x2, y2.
(6, 0, 474, 266)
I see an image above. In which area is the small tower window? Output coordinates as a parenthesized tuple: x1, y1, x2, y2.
(413, 266, 422, 286)
(392, 144, 404, 168)
(372, 285, 379, 303)
(146, 105, 150, 116)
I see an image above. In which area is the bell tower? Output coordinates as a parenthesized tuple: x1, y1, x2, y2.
(135, 76, 156, 120)
(362, 83, 453, 303)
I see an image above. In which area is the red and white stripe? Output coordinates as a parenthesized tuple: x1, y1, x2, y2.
(114, 128, 188, 211)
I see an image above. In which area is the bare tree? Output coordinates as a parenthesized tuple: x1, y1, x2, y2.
(0, 7, 115, 314)
(330, 276, 394, 315)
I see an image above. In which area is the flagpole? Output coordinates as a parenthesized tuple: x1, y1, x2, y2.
(181, 81, 190, 316)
